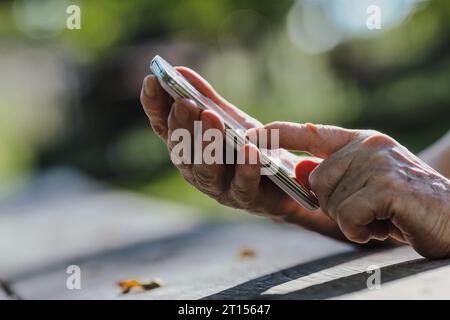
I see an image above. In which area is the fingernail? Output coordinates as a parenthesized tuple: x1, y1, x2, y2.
(143, 76, 156, 98)
(173, 102, 190, 123)
(294, 159, 319, 190)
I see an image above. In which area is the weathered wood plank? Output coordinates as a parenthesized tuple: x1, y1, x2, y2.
(9, 223, 355, 299)
(0, 288, 9, 300)
(256, 246, 450, 299)
(12, 220, 450, 300)
(0, 191, 202, 281)
(0, 169, 204, 284)
(0, 281, 19, 300)
(3, 169, 450, 299)
(336, 260, 450, 300)
(5, 202, 450, 300)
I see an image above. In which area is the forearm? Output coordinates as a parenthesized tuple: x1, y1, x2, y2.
(419, 130, 450, 179)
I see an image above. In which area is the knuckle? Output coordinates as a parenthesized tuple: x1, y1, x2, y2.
(180, 170, 195, 185)
(193, 168, 215, 186)
(151, 120, 167, 138)
(338, 217, 369, 243)
(346, 231, 370, 244)
(375, 171, 405, 192)
(216, 193, 238, 208)
(192, 167, 222, 196)
(366, 149, 407, 193)
(230, 182, 255, 209)
(335, 208, 367, 243)
(362, 131, 397, 149)
(370, 149, 392, 167)
(267, 121, 283, 128)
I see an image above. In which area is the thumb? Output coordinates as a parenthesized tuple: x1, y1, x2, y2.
(259, 122, 360, 159)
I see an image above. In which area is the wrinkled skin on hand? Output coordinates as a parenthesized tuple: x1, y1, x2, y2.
(140, 67, 450, 259)
(256, 122, 450, 259)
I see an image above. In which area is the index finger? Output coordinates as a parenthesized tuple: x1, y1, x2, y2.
(259, 122, 359, 159)
(176, 67, 261, 129)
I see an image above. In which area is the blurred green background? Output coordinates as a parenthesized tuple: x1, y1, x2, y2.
(0, 0, 449, 209)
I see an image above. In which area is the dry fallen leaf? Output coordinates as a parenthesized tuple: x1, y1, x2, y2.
(118, 278, 163, 294)
(239, 247, 257, 258)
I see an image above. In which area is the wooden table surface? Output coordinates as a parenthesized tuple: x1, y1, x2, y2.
(1, 169, 449, 300)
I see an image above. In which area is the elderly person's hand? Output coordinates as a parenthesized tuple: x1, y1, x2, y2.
(140, 68, 346, 241)
(253, 122, 450, 258)
(141, 68, 450, 259)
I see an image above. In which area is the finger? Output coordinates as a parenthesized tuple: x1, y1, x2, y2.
(387, 222, 407, 243)
(176, 67, 261, 129)
(228, 144, 261, 209)
(326, 162, 371, 219)
(140, 75, 172, 140)
(254, 122, 360, 158)
(249, 175, 345, 242)
(191, 110, 228, 197)
(167, 99, 201, 144)
(308, 150, 354, 218)
(200, 110, 225, 147)
(167, 99, 201, 180)
(253, 122, 360, 215)
(334, 188, 388, 243)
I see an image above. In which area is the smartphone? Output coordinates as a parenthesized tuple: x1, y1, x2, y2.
(150, 55, 319, 211)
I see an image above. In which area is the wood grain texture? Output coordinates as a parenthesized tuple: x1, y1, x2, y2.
(256, 246, 450, 300)
(9, 223, 354, 299)
(0, 281, 19, 300)
(2, 169, 450, 299)
(336, 261, 450, 300)
(0, 191, 202, 281)
(10, 221, 450, 300)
